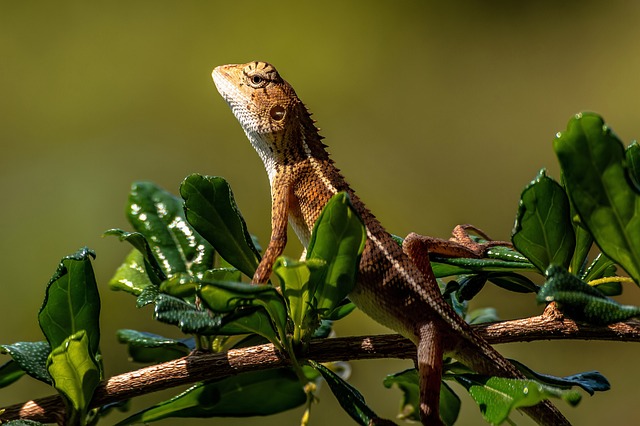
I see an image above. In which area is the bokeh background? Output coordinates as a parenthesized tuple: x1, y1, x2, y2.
(2, 1, 639, 425)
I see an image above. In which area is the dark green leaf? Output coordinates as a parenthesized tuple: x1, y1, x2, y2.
(305, 192, 366, 315)
(383, 368, 459, 426)
(153, 294, 225, 335)
(554, 113, 640, 284)
(136, 284, 160, 308)
(116, 330, 192, 363)
(126, 182, 215, 277)
(104, 229, 166, 284)
(455, 374, 580, 425)
(38, 248, 100, 359)
(431, 257, 535, 278)
(114, 369, 305, 424)
(180, 174, 260, 278)
(0, 341, 50, 384)
(581, 253, 617, 282)
(486, 272, 539, 293)
(0, 359, 24, 388)
(47, 330, 101, 425)
(512, 170, 575, 272)
(108, 249, 155, 295)
(198, 280, 287, 341)
(625, 140, 640, 191)
(509, 359, 610, 396)
(324, 301, 357, 321)
(311, 360, 383, 426)
(455, 274, 487, 301)
(539, 265, 640, 324)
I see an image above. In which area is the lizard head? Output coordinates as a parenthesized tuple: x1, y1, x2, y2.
(212, 61, 329, 178)
(212, 61, 300, 137)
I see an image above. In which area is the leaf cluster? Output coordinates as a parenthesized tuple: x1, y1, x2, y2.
(1, 113, 639, 425)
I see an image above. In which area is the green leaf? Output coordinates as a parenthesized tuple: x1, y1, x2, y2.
(125, 182, 215, 277)
(539, 265, 640, 324)
(509, 359, 610, 396)
(383, 368, 460, 426)
(625, 140, 640, 191)
(466, 308, 499, 325)
(431, 257, 535, 278)
(554, 113, 640, 284)
(105, 229, 166, 284)
(108, 249, 155, 296)
(512, 170, 575, 272)
(486, 272, 539, 293)
(47, 330, 101, 425)
(180, 174, 260, 278)
(116, 330, 192, 363)
(273, 257, 313, 343)
(581, 253, 617, 282)
(153, 294, 225, 335)
(305, 192, 366, 315)
(311, 360, 383, 426)
(115, 369, 305, 424)
(38, 248, 100, 360)
(198, 280, 287, 341)
(0, 341, 51, 384)
(0, 359, 25, 388)
(455, 374, 581, 425)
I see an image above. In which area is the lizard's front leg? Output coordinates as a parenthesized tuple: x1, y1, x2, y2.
(252, 176, 292, 284)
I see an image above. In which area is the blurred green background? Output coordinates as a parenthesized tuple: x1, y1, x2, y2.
(1, 1, 639, 425)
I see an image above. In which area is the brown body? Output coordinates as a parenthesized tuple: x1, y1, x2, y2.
(212, 61, 569, 425)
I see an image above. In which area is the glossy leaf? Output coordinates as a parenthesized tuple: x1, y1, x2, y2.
(126, 181, 215, 277)
(512, 170, 575, 272)
(115, 369, 305, 424)
(153, 294, 225, 335)
(116, 330, 192, 363)
(104, 229, 165, 285)
(554, 113, 640, 284)
(38, 248, 100, 359)
(198, 280, 287, 340)
(0, 341, 51, 384)
(180, 174, 260, 278)
(305, 192, 366, 314)
(383, 368, 460, 426)
(455, 374, 581, 425)
(273, 257, 313, 343)
(431, 257, 535, 278)
(509, 360, 610, 396)
(108, 249, 155, 296)
(47, 330, 101, 425)
(539, 265, 640, 324)
(311, 361, 382, 426)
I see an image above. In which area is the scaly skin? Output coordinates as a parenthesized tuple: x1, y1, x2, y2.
(212, 61, 570, 425)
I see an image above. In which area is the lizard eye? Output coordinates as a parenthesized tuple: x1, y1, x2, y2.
(248, 74, 266, 87)
(270, 105, 286, 121)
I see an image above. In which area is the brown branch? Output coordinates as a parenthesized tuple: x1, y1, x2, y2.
(3, 305, 640, 423)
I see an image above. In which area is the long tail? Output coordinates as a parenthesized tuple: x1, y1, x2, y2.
(452, 335, 571, 425)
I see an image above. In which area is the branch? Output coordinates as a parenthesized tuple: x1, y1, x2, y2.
(3, 305, 640, 423)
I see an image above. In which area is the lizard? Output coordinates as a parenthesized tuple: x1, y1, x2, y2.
(211, 61, 570, 425)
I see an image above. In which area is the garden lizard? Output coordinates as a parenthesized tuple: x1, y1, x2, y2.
(212, 61, 569, 425)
